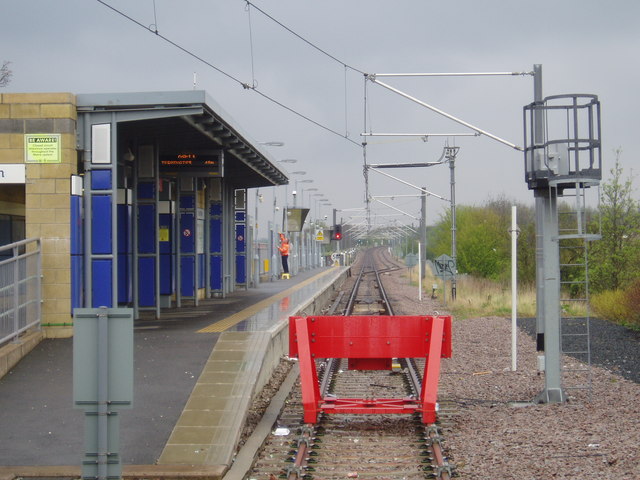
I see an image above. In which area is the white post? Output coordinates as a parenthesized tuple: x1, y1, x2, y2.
(511, 205, 518, 371)
(418, 242, 423, 302)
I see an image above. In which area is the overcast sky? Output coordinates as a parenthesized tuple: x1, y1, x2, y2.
(2, 1, 639, 229)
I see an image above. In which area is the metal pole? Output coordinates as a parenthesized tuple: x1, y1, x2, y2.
(176, 178, 182, 307)
(97, 307, 109, 480)
(110, 114, 118, 309)
(12, 244, 19, 340)
(449, 153, 457, 300)
(420, 187, 427, 286)
(154, 144, 161, 317)
(418, 242, 423, 302)
(511, 205, 518, 371)
(82, 117, 93, 309)
(271, 188, 278, 280)
(533, 63, 545, 351)
(531, 64, 565, 403)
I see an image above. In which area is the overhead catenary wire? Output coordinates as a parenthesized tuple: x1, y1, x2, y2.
(94, 0, 361, 149)
(243, 0, 366, 76)
(245, 1, 257, 89)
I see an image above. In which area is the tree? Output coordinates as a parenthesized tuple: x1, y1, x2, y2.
(427, 196, 538, 284)
(589, 149, 640, 292)
(1, 61, 12, 87)
(427, 204, 511, 280)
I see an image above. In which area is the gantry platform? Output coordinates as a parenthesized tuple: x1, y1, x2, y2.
(0, 266, 349, 480)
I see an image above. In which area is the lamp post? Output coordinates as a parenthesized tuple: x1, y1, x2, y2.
(288, 171, 307, 275)
(296, 179, 313, 271)
(312, 193, 324, 267)
(271, 159, 297, 281)
(304, 188, 319, 268)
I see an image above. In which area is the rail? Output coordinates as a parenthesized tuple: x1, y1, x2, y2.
(0, 238, 42, 347)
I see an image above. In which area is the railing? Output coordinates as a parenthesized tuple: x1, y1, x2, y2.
(0, 238, 42, 347)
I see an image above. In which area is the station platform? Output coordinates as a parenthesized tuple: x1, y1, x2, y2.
(0, 265, 349, 479)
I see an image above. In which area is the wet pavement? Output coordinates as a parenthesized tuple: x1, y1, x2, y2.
(0, 266, 342, 467)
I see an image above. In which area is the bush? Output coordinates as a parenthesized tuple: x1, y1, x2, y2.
(591, 289, 637, 327)
(623, 280, 640, 327)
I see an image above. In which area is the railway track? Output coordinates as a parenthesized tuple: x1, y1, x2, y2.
(246, 248, 452, 480)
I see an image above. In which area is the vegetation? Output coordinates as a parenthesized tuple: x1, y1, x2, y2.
(426, 196, 537, 285)
(443, 275, 537, 319)
(420, 149, 639, 328)
(588, 149, 640, 292)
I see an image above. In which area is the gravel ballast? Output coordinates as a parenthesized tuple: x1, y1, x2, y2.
(381, 261, 640, 479)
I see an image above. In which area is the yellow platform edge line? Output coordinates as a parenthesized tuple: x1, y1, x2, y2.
(197, 267, 337, 333)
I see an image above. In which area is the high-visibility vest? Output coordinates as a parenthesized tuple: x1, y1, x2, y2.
(278, 242, 290, 256)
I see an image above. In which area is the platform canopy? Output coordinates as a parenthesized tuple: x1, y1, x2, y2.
(76, 90, 288, 188)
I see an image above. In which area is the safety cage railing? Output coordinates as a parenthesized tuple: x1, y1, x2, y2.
(0, 238, 42, 347)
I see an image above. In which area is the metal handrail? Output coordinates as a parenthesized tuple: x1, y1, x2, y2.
(0, 238, 42, 347)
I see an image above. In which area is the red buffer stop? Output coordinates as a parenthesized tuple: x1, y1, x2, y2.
(289, 315, 452, 424)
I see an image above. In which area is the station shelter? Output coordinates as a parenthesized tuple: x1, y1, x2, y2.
(0, 91, 288, 336)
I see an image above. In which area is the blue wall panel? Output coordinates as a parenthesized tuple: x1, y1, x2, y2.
(70, 195, 83, 310)
(91, 170, 112, 190)
(198, 254, 205, 289)
(180, 213, 195, 253)
(210, 217, 222, 253)
(159, 213, 172, 254)
(71, 255, 83, 311)
(236, 254, 246, 284)
(70, 196, 83, 255)
(91, 259, 112, 308)
(235, 224, 245, 253)
(137, 182, 155, 199)
(180, 194, 195, 209)
(160, 254, 172, 295)
(138, 256, 156, 307)
(210, 256, 222, 290)
(181, 256, 195, 297)
(117, 204, 132, 304)
(210, 203, 222, 216)
(159, 212, 173, 295)
(137, 204, 156, 254)
(91, 195, 112, 255)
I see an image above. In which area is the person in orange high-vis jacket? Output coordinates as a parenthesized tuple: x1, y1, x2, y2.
(278, 233, 290, 275)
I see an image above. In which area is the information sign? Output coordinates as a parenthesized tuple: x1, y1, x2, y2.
(405, 253, 418, 267)
(159, 152, 222, 176)
(285, 207, 310, 233)
(24, 134, 61, 163)
(434, 254, 456, 279)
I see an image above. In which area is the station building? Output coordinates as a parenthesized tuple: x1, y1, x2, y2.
(0, 91, 288, 337)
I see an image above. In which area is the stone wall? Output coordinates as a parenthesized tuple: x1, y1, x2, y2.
(0, 93, 77, 337)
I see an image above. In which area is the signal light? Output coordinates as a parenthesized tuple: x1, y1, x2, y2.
(332, 224, 343, 241)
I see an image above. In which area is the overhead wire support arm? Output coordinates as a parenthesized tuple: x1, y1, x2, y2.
(372, 71, 535, 78)
(369, 162, 446, 169)
(367, 166, 448, 202)
(361, 132, 479, 138)
(372, 198, 420, 221)
(365, 75, 523, 151)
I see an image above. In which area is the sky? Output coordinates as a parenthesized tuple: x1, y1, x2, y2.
(2, 0, 639, 233)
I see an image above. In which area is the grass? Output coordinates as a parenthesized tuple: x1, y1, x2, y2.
(442, 275, 537, 318)
(411, 268, 587, 319)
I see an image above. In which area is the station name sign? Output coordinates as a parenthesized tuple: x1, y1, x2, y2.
(159, 152, 223, 176)
(0, 164, 26, 184)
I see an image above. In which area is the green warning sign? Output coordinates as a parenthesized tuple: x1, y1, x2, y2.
(24, 134, 61, 163)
